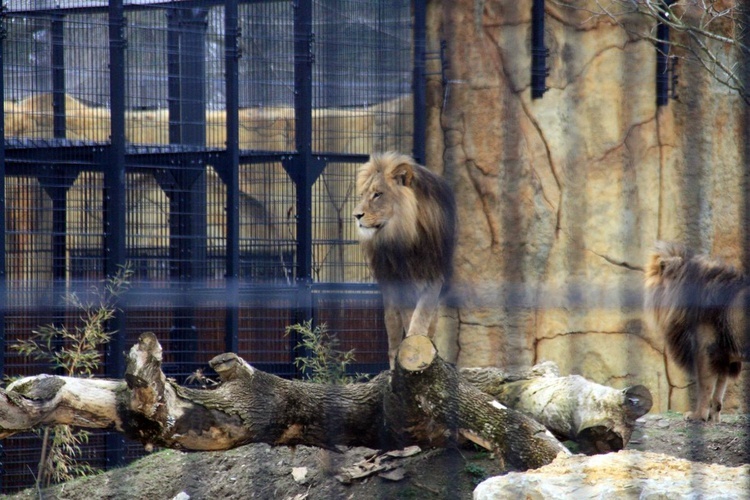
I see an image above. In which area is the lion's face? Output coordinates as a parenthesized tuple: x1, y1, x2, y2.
(353, 172, 396, 240)
(353, 154, 418, 245)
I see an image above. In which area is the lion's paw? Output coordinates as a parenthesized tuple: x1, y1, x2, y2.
(708, 405, 723, 423)
(684, 410, 710, 422)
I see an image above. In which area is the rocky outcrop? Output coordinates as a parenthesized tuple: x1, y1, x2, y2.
(473, 450, 750, 499)
(429, 0, 747, 413)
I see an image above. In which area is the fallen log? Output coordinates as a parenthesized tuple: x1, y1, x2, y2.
(460, 362, 652, 454)
(384, 335, 568, 469)
(0, 333, 648, 470)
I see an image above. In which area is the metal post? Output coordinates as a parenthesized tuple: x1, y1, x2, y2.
(51, 16, 66, 138)
(179, 9, 207, 147)
(531, 0, 548, 99)
(169, 8, 208, 379)
(741, 0, 750, 470)
(0, 2, 6, 487)
(50, 15, 67, 352)
(655, 1, 673, 106)
(412, 0, 426, 163)
(224, 0, 240, 354)
(40, 174, 73, 366)
(0, 0, 7, 385)
(167, 10, 181, 144)
(286, 0, 318, 370)
(105, 0, 128, 467)
(48, 182, 69, 285)
(293, 0, 315, 285)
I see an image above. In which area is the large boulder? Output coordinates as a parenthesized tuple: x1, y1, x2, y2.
(474, 450, 750, 499)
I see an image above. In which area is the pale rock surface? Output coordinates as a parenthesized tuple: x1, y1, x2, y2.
(429, 0, 747, 413)
(473, 450, 750, 499)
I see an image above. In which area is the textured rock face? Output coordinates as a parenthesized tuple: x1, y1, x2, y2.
(427, 0, 746, 412)
(473, 450, 750, 499)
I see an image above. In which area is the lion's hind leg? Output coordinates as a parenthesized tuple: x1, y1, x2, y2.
(708, 373, 729, 423)
(685, 324, 719, 422)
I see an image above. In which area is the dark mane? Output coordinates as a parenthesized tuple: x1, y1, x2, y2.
(645, 241, 744, 374)
(361, 154, 456, 288)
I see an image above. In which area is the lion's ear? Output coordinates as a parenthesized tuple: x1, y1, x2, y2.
(391, 162, 414, 187)
(661, 256, 683, 275)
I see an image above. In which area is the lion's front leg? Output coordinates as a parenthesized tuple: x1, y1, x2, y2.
(405, 281, 442, 339)
(382, 291, 405, 370)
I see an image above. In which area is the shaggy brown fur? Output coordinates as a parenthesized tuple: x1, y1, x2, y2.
(644, 241, 746, 422)
(354, 152, 456, 368)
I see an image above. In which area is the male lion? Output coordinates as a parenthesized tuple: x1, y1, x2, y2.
(353, 152, 456, 368)
(644, 241, 747, 422)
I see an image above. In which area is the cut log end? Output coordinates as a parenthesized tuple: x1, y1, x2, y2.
(396, 335, 437, 372)
(210, 353, 247, 381)
(576, 425, 624, 455)
(623, 384, 653, 419)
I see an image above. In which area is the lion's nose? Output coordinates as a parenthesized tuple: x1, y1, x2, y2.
(354, 212, 364, 220)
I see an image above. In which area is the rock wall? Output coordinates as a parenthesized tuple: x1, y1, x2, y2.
(427, 0, 747, 413)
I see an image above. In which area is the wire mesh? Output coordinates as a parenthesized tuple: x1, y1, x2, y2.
(313, 291, 388, 372)
(238, 1, 295, 152)
(237, 295, 296, 377)
(312, 161, 371, 283)
(1, 0, 417, 492)
(238, 161, 297, 284)
(312, 0, 413, 155)
(4, 11, 111, 142)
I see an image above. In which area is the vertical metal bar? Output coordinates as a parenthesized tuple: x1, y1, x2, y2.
(293, 0, 314, 284)
(655, 1, 673, 106)
(179, 9, 207, 147)
(292, 0, 315, 369)
(0, 0, 7, 385)
(171, 8, 208, 379)
(0, 3, 6, 487)
(51, 16, 66, 138)
(50, 16, 67, 350)
(531, 0, 547, 99)
(224, 0, 240, 354)
(412, 0, 426, 163)
(741, 0, 750, 471)
(46, 182, 70, 277)
(166, 9, 182, 365)
(41, 177, 69, 362)
(167, 10, 181, 144)
(105, 0, 128, 467)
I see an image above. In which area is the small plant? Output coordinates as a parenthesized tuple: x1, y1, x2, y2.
(285, 320, 367, 385)
(464, 462, 489, 486)
(12, 264, 133, 488)
(562, 439, 581, 454)
(186, 368, 219, 388)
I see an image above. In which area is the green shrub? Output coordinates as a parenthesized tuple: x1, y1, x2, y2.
(12, 264, 133, 488)
(285, 320, 367, 385)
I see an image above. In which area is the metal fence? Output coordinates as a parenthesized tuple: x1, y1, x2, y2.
(0, 0, 423, 492)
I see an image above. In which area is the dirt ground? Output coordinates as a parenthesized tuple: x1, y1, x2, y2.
(5, 411, 749, 500)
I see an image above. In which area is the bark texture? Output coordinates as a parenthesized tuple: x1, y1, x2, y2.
(0, 334, 650, 470)
(460, 362, 652, 453)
